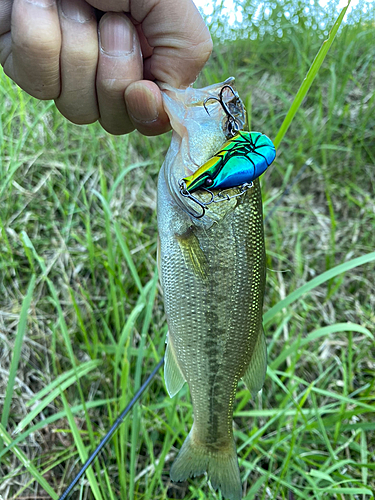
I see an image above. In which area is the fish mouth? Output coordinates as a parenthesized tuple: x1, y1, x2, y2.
(202, 81, 247, 139)
(159, 78, 247, 175)
(159, 78, 248, 221)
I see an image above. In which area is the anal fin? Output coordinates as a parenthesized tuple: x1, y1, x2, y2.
(165, 334, 186, 397)
(242, 327, 267, 398)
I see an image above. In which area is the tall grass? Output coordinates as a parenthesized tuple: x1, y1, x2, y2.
(0, 1, 374, 499)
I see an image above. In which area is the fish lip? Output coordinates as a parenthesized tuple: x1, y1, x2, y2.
(158, 77, 245, 146)
(157, 78, 245, 132)
(157, 77, 235, 98)
(159, 77, 248, 222)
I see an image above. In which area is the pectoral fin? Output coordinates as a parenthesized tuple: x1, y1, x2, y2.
(242, 327, 267, 398)
(176, 229, 208, 279)
(165, 333, 186, 397)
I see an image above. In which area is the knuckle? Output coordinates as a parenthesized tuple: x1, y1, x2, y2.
(97, 74, 131, 96)
(193, 36, 213, 64)
(63, 44, 98, 67)
(14, 29, 60, 59)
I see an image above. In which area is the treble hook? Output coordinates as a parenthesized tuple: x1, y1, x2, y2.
(178, 180, 208, 219)
(178, 177, 253, 219)
(203, 85, 240, 137)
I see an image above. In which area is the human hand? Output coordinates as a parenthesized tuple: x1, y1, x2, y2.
(0, 0, 212, 135)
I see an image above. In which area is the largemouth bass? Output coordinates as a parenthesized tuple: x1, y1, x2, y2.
(157, 79, 267, 500)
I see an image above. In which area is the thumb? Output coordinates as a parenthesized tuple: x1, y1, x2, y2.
(87, 0, 213, 88)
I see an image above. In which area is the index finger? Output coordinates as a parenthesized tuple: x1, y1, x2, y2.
(9, 0, 61, 99)
(87, 0, 213, 89)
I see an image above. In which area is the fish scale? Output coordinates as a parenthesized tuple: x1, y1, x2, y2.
(158, 80, 268, 500)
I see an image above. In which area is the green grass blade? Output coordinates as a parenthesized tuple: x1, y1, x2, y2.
(243, 474, 267, 499)
(361, 429, 368, 490)
(271, 322, 373, 370)
(99, 168, 121, 333)
(60, 392, 104, 500)
(274, 1, 352, 149)
(0, 274, 36, 452)
(25, 361, 101, 408)
(276, 371, 374, 411)
(303, 322, 373, 341)
(114, 221, 145, 299)
(0, 423, 59, 499)
(264, 251, 375, 324)
(114, 302, 145, 389)
(108, 160, 154, 201)
(0, 398, 116, 461)
(14, 360, 101, 434)
(92, 184, 145, 300)
(317, 488, 373, 495)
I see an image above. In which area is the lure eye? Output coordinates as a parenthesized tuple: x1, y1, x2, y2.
(205, 177, 214, 187)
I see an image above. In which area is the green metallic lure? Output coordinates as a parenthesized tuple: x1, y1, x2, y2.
(183, 130, 276, 193)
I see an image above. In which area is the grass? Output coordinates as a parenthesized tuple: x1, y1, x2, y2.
(1, 1, 375, 499)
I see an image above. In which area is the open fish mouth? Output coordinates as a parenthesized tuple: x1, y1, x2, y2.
(158, 79, 246, 219)
(159, 79, 276, 222)
(159, 77, 246, 142)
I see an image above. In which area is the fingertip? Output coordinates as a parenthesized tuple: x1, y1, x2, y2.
(96, 12, 142, 135)
(134, 0, 213, 89)
(125, 80, 170, 136)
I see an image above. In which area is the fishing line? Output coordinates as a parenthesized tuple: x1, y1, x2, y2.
(57, 357, 164, 500)
(58, 161, 309, 500)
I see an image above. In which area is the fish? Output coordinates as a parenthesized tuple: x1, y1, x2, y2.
(157, 78, 268, 500)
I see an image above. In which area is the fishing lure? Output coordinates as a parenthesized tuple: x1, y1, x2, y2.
(182, 130, 276, 193)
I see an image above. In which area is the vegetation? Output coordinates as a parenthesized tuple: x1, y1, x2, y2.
(0, 1, 374, 499)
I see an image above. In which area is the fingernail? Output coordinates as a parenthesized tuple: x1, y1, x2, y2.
(61, 0, 93, 22)
(100, 14, 134, 56)
(127, 84, 159, 124)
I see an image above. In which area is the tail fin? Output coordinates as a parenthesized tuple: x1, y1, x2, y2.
(170, 427, 242, 500)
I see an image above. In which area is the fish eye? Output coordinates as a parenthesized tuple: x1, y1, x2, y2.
(205, 177, 213, 187)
